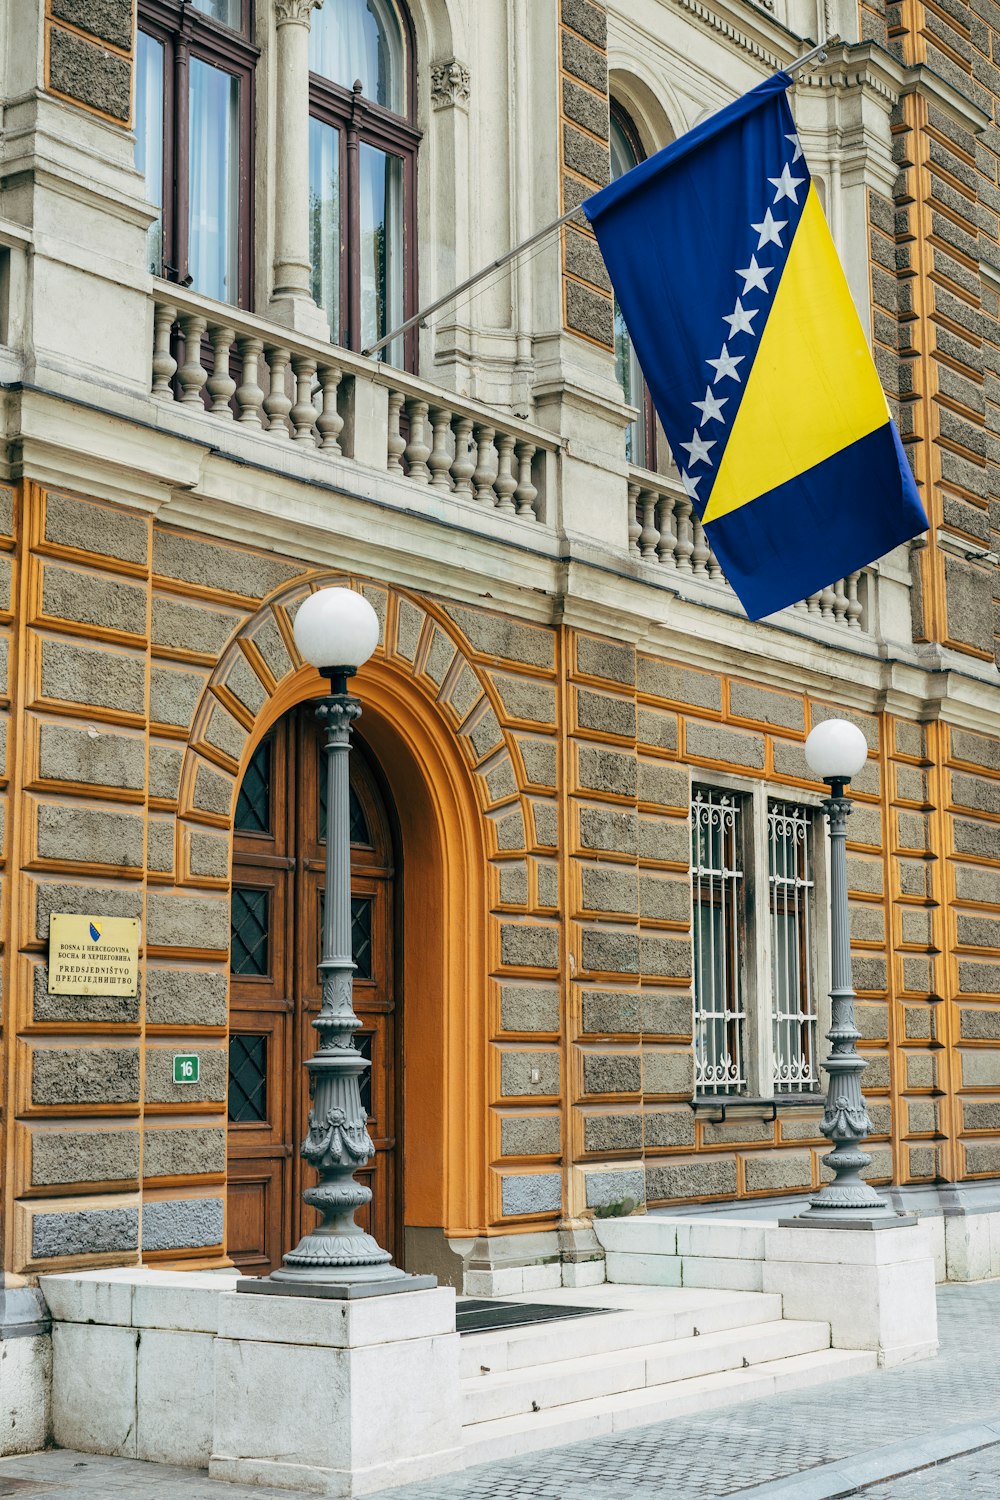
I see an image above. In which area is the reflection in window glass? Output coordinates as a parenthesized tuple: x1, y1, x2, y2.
(610, 112, 646, 468)
(192, 0, 242, 27)
(309, 118, 341, 339)
(359, 143, 403, 364)
(310, 0, 403, 112)
(134, 32, 164, 276)
(188, 59, 240, 303)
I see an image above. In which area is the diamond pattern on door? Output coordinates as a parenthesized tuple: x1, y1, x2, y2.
(229, 1034, 268, 1122)
(350, 896, 373, 979)
(231, 887, 270, 975)
(235, 738, 272, 834)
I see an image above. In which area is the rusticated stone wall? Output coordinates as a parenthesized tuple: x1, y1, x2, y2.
(558, 0, 614, 350)
(878, 0, 1000, 663)
(45, 0, 134, 125)
(2, 479, 999, 1274)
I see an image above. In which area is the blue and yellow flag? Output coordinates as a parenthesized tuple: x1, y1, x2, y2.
(583, 73, 928, 621)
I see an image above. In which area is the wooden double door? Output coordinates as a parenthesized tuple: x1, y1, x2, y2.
(226, 704, 401, 1274)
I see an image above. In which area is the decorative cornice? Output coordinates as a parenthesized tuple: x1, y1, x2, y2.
(431, 58, 471, 110)
(274, 0, 323, 27)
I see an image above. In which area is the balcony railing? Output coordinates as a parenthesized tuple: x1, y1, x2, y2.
(627, 468, 871, 633)
(147, 282, 882, 642)
(150, 283, 556, 524)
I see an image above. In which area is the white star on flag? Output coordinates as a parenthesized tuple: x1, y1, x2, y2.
(751, 208, 787, 249)
(680, 470, 701, 501)
(769, 162, 805, 204)
(786, 131, 803, 162)
(706, 344, 744, 383)
(680, 430, 716, 466)
(692, 386, 728, 424)
(736, 255, 771, 295)
(722, 299, 758, 337)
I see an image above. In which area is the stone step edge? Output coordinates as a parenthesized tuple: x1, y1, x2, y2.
(459, 1348, 878, 1462)
(461, 1318, 830, 1396)
(458, 1291, 784, 1373)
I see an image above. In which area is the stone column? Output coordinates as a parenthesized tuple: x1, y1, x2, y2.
(270, 0, 330, 338)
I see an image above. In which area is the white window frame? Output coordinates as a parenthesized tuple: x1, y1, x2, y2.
(691, 771, 831, 1102)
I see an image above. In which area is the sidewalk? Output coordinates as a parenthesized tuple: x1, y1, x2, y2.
(0, 1280, 997, 1499)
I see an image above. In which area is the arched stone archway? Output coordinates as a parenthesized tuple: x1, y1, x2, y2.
(173, 573, 536, 1274)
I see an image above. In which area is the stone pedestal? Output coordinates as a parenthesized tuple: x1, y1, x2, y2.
(761, 1223, 938, 1367)
(210, 1286, 462, 1497)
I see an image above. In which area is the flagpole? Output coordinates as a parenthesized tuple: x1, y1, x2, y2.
(361, 35, 837, 360)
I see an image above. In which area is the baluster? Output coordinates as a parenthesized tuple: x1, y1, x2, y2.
(706, 536, 723, 580)
(472, 424, 497, 504)
(206, 326, 236, 416)
(177, 314, 208, 404)
(514, 441, 538, 519)
(263, 346, 292, 437)
(627, 480, 642, 556)
(316, 365, 344, 452)
(386, 390, 406, 471)
(674, 494, 694, 572)
(819, 582, 837, 619)
(639, 488, 658, 558)
(289, 354, 318, 444)
(494, 433, 517, 513)
(235, 335, 265, 427)
(151, 303, 178, 400)
(803, 591, 822, 615)
(656, 491, 677, 566)
(428, 406, 454, 491)
(691, 514, 710, 575)
(830, 576, 849, 626)
(450, 416, 475, 498)
(404, 399, 431, 481)
(846, 570, 864, 630)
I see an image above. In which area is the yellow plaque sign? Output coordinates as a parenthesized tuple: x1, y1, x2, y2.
(48, 915, 140, 996)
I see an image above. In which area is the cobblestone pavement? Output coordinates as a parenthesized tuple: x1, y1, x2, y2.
(0, 1281, 998, 1499)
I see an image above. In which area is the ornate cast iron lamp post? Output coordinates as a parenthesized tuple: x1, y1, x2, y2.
(793, 719, 909, 1228)
(258, 586, 432, 1293)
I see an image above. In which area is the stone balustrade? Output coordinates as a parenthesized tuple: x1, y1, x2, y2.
(628, 469, 871, 632)
(149, 284, 555, 524)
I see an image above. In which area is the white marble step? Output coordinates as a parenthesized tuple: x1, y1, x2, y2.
(462, 1317, 829, 1426)
(461, 1346, 878, 1467)
(459, 1284, 785, 1380)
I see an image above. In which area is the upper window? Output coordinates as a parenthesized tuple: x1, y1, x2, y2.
(134, 0, 256, 308)
(610, 104, 655, 471)
(691, 784, 822, 1100)
(308, 0, 419, 366)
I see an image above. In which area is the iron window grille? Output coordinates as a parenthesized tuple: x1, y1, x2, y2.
(691, 781, 825, 1103)
(691, 788, 747, 1095)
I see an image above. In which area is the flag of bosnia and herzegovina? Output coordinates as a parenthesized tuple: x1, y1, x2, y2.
(582, 71, 928, 622)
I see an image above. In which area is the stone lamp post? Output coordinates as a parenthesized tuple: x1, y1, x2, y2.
(249, 586, 433, 1294)
(792, 718, 912, 1228)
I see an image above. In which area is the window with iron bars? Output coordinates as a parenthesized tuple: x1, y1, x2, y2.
(691, 784, 824, 1100)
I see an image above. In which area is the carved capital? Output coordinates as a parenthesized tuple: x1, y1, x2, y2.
(431, 57, 471, 110)
(274, 0, 322, 28)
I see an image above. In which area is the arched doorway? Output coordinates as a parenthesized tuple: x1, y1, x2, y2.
(226, 701, 401, 1275)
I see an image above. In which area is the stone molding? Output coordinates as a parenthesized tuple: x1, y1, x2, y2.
(431, 58, 471, 110)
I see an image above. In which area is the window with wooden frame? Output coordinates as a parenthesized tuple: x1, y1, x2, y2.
(134, 0, 256, 308)
(691, 781, 826, 1100)
(610, 102, 656, 471)
(307, 0, 419, 367)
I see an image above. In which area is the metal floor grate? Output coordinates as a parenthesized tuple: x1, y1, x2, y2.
(456, 1298, 613, 1335)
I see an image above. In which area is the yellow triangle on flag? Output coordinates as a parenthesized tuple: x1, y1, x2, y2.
(703, 185, 890, 524)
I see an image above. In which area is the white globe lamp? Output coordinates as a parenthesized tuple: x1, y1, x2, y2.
(294, 587, 380, 678)
(804, 718, 868, 784)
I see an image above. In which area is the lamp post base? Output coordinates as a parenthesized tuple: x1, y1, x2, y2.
(237, 1271, 438, 1299)
(780, 1211, 918, 1231)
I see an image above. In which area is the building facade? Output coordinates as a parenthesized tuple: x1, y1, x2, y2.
(0, 0, 997, 1290)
